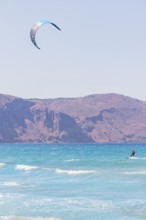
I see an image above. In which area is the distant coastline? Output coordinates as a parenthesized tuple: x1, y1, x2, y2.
(0, 93, 146, 144)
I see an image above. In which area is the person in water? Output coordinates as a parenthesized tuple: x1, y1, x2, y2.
(130, 150, 135, 157)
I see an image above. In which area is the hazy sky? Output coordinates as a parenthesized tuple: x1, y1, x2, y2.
(0, 0, 146, 100)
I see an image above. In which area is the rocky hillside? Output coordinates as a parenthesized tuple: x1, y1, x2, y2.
(0, 93, 146, 143)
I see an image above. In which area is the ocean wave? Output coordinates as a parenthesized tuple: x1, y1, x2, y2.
(15, 164, 53, 172)
(64, 159, 80, 162)
(0, 217, 61, 220)
(123, 171, 146, 175)
(0, 182, 20, 187)
(42, 167, 52, 171)
(62, 198, 114, 211)
(55, 168, 96, 175)
(0, 163, 6, 168)
(15, 165, 38, 171)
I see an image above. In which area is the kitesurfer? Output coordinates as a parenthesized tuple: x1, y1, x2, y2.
(130, 150, 135, 157)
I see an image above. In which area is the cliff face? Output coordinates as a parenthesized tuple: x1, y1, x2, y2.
(0, 93, 146, 143)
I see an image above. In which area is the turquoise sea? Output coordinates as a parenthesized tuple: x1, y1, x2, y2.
(0, 144, 146, 220)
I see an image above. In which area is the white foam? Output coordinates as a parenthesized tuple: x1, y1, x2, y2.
(128, 157, 146, 160)
(0, 193, 23, 201)
(42, 167, 52, 171)
(1, 182, 20, 187)
(123, 171, 146, 175)
(15, 165, 38, 171)
(55, 168, 96, 175)
(0, 163, 6, 167)
(128, 156, 137, 160)
(47, 198, 113, 211)
(64, 159, 80, 162)
(0, 217, 61, 220)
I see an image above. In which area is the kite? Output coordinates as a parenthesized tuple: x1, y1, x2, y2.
(30, 20, 61, 49)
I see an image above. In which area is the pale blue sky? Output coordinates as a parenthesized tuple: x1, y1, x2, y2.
(0, 0, 146, 100)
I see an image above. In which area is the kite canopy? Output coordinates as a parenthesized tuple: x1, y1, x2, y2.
(30, 20, 61, 49)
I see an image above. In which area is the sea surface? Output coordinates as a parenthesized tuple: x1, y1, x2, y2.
(0, 144, 146, 220)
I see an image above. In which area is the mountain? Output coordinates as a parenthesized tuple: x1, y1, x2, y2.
(0, 93, 146, 143)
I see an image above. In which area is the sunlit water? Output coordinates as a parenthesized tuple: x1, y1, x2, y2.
(0, 143, 146, 220)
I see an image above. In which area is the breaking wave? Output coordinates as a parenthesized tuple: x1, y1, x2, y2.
(123, 171, 146, 175)
(0, 182, 20, 187)
(15, 165, 38, 171)
(55, 168, 96, 175)
(0, 217, 61, 220)
(0, 163, 6, 168)
(64, 159, 80, 162)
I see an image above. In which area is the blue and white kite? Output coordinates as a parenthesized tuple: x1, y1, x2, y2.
(30, 20, 61, 49)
